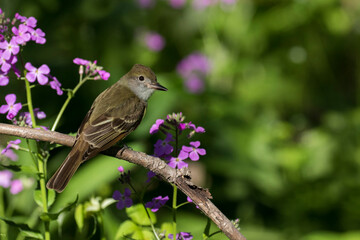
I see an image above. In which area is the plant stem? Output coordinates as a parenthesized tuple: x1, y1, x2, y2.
(24, 79, 37, 128)
(172, 184, 177, 239)
(38, 155, 50, 240)
(0, 187, 7, 240)
(51, 77, 89, 131)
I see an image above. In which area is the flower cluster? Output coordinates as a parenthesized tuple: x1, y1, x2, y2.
(168, 232, 193, 240)
(73, 58, 110, 81)
(0, 10, 60, 92)
(0, 170, 23, 195)
(177, 52, 211, 93)
(150, 112, 206, 169)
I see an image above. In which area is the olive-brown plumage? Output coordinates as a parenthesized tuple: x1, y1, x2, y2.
(47, 64, 167, 192)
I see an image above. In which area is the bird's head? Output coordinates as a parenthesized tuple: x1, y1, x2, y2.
(125, 64, 167, 101)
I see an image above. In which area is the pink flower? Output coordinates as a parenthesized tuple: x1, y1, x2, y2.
(73, 58, 90, 66)
(168, 150, 188, 169)
(0, 170, 13, 188)
(118, 166, 124, 173)
(10, 179, 23, 194)
(145, 32, 165, 52)
(30, 28, 46, 44)
(0, 39, 20, 60)
(181, 141, 206, 161)
(169, 0, 186, 8)
(1, 139, 21, 155)
(25, 62, 50, 85)
(12, 24, 31, 44)
(150, 119, 164, 134)
(0, 94, 22, 120)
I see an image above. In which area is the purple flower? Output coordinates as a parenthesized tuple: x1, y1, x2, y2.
(12, 24, 31, 44)
(25, 62, 50, 85)
(193, 0, 217, 9)
(0, 55, 17, 73)
(15, 13, 27, 22)
(182, 141, 206, 161)
(177, 53, 210, 78)
(19, 108, 46, 126)
(185, 76, 205, 93)
(145, 195, 169, 212)
(154, 133, 174, 157)
(0, 72, 9, 86)
(49, 77, 63, 95)
(96, 70, 110, 80)
(188, 122, 205, 133)
(146, 171, 156, 183)
(113, 188, 133, 210)
(168, 150, 188, 169)
(138, 0, 154, 8)
(73, 58, 90, 66)
(2, 149, 18, 161)
(24, 16, 37, 28)
(0, 39, 20, 60)
(150, 119, 164, 134)
(0, 170, 13, 188)
(10, 179, 23, 194)
(177, 52, 210, 94)
(1, 139, 21, 155)
(118, 166, 124, 173)
(145, 32, 165, 52)
(169, 0, 186, 8)
(30, 28, 46, 44)
(168, 232, 193, 240)
(0, 94, 22, 120)
(34, 108, 46, 119)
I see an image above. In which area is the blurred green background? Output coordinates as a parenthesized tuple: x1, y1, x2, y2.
(1, 0, 360, 239)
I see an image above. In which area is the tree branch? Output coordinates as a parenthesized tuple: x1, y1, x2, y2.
(0, 123, 246, 240)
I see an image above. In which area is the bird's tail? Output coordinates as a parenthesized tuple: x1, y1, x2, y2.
(46, 141, 87, 193)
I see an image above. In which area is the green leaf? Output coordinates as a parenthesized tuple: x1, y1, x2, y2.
(0, 217, 43, 239)
(47, 189, 56, 207)
(41, 195, 79, 221)
(126, 204, 156, 226)
(33, 189, 56, 208)
(115, 220, 138, 239)
(161, 222, 174, 240)
(75, 204, 84, 231)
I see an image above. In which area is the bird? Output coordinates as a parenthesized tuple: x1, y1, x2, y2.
(46, 64, 167, 192)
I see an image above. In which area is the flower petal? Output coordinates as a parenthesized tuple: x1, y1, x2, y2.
(25, 62, 36, 72)
(26, 72, 36, 82)
(112, 190, 121, 200)
(38, 64, 50, 74)
(197, 148, 206, 156)
(37, 74, 49, 85)
(5, 94, 16, 105)
(189, 151, 199, 161)
(190, 141, 200, 148)
(0, 104, 9, 114)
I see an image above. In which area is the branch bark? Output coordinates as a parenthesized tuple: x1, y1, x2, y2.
(0, 123, 246, 240)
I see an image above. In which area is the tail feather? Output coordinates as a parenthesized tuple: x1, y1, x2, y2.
(47, 141, 86, 193)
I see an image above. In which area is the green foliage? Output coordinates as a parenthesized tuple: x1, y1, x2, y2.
(1, 0, 360, 239)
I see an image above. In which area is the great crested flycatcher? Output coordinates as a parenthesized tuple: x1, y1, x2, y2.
(47, 64, 167, 192)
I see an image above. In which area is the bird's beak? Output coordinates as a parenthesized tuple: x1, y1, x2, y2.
(150, 82, 168, 91)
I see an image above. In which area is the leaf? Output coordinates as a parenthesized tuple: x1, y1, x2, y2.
(115, 220, 138, 240)
(33, 189, 56, 208)
(126, 204, 156, 226)
(75, 204, 84, 231)
(161, 222, 174, 240)
(41, 195, 79, 221)
(203, 217, 211, 237)
(101, 198, 117, 209)
(0, 164, 21, 172)
(0, 217, 43, 239)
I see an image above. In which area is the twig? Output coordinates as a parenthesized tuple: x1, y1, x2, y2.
(0, 123, 246, 240)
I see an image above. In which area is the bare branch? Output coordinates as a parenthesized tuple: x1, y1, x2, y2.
(0, 123, 246, 240)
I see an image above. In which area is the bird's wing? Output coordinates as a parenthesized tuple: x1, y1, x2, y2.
(81, 95, 146, 150)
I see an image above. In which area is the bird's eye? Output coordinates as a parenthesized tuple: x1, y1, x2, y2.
(139, 76, 145, 81)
